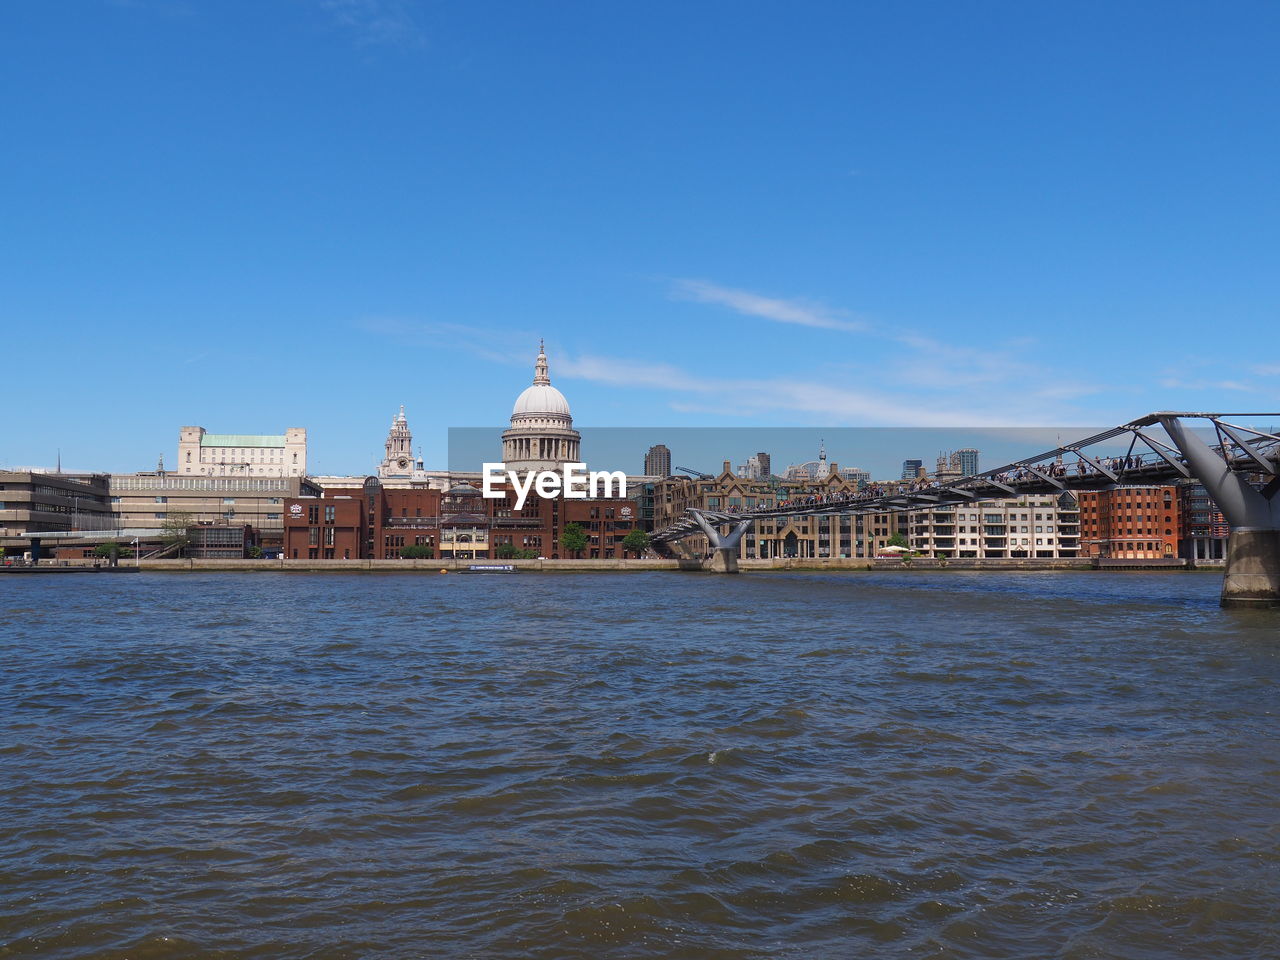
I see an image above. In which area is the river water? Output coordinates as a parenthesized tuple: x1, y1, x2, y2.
(2, 571, 1277, 959)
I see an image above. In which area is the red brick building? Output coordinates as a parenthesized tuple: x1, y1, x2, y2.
(1076, 485, 1182, 559)
(283, 476, 641, 561)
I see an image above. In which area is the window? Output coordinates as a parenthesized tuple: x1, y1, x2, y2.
(223, 498, 235, 505)
(325, 505, 336, 524)
(155, 496, 167, 504)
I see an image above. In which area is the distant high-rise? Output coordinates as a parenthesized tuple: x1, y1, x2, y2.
(755, 452, 771, 478)
(956, 448, 979, 476)
(644, 444, 672, 477)
(901, 459, 923, 481)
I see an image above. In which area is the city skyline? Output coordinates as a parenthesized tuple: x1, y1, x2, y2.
(3, 2, 1279, 473)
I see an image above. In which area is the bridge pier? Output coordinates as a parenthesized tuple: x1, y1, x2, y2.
(1161, 417, 1280, 608)
(691, 513, 752, 574)
(1221, 530, 1280, 608)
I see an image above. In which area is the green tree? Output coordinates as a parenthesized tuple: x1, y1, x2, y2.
(93, 541, 132, 564)
(161, 511, 193, 557)
(621, 529, 650, 557)
(559, 522, 588, 557)
(400, 544, 435, 559)
(247, 545, 263, 559)
(496, 543, 539, 560)
(885, 531, 909, 549)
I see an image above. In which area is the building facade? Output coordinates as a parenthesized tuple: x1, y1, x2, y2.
(644, 444, 672, 477)
(110, 472, 322, 555)
(905, 493, 1081, 559)
(653, 462, 901, 560)
(178, 426, 307, 477)
(0, 472, 114, 546)
(1076, 486, 1182, 559)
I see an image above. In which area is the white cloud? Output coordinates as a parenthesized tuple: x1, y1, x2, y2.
(319, 0, 424, 47)
(670, 279, 868, 333)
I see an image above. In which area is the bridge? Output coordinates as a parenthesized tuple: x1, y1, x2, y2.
(650, 413, 1280, 608)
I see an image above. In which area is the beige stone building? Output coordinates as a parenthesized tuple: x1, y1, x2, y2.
(904, 493, 1081, 558)
(178, 426, 307, 477)
(653, 461, 902, 560)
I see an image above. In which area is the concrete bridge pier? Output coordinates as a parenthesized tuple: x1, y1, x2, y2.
(692, 513, 753, 574)
(1162, 416, 1280, 608)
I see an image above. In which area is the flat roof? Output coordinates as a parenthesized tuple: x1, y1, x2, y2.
(200, 434, 288, 447)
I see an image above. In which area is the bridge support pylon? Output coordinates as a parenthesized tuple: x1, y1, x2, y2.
(1161, 417, 1280, 608)
(692, 513, 753, 574)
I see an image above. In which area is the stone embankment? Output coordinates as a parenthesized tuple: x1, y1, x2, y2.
(124, 557, 1198, 573)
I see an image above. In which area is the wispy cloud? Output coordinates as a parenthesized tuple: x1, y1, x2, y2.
(671, 279, 868, 333)
(1158, 376, 1255, 392)
(556, 353, 1059, 426)
(319, 0, 425, 47)
(356, 317, 533, 366)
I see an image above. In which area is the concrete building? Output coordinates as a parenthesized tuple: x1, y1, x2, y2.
(905, 493, 1080, 559)
(901, 459, 924, 481)
(110, 472, 322, 555)
(956, 448, 980, 477)
(1077, 486, 1181, 559)
(644, 444, 672, 477)
(0, 471, 115, 545)
(178, 426, 307, 477)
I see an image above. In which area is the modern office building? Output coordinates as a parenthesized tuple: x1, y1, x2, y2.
(0, 471, 115, 544)
(956, 448, 980, 476)
(901, 459, 924, 481)
(178, 426, 307, 477)
(644, 444, 672, 477)
(110, 471, 322, 555)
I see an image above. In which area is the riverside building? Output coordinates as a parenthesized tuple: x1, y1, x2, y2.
(905, 493, 1081, 559)
(1077, 486, 1182, 559)
(178, 426, 307, 477)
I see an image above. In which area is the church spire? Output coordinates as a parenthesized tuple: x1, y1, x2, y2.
(533, 339, 551, 385)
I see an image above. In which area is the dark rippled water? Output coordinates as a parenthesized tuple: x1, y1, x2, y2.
(2, 571, 1277, 959)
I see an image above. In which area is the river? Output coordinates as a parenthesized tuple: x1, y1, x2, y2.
(2, 571, 1276, 958)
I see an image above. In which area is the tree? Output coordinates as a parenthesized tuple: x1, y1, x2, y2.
(885, 531, 909, 548)
(93, 541, 132, 564)
(495, 544, 538, 560)
(247, 545, 263, 559)
(400, 544, 435, 559)
(161, 512, 193, 557)
(559, 522, 588, 557)
(621, 529, 650, 557)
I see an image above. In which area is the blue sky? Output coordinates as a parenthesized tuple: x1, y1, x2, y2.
(2, 1, 1278, 476)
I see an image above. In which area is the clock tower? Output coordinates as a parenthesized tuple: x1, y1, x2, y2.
(379, 405, 416, 478)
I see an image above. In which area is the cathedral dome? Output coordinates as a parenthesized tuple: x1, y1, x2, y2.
(512, 382, 571, 417)
(502, 341, 581, 471)
(509, 342, 572, 419)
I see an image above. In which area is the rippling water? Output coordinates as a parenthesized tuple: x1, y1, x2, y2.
(2, 571, 1277, 958)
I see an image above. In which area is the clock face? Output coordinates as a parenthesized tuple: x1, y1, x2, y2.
(398, 458, 409, 468)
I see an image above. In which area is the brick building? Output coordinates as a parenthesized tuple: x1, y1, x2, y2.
(1077, 485, 1182, 559)
(283, 477, 640, 561)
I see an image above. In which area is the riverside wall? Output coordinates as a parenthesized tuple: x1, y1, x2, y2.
(127, 557, 1194, 573)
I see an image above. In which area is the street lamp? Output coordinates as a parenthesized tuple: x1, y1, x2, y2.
(133, 536, 140, 568)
